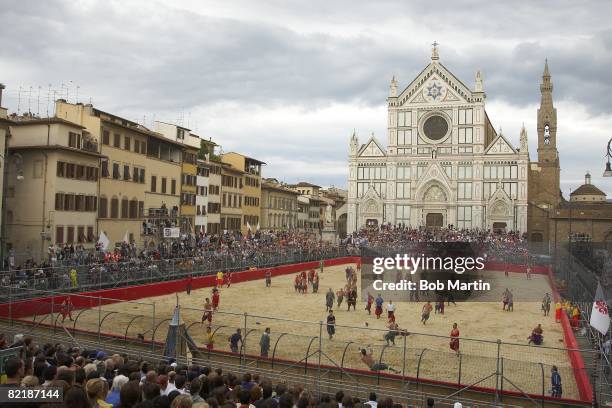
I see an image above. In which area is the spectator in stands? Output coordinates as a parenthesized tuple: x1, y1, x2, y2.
(42, 365, 57, 387)
(254, 381, 277, 408)
(278, 393, 293, 408)
(166, 371, 177, 395)
(143, 381, 161, 400)
(65, 385, 93, 408)
(75, 367, 87, 386)
(140, 362, 150, 381)
(427, 397, 435, 407)
(86, 378, 112, 408)
(119, 380, 142, 408)
(57, 367, 75, 386)
(341, 396, 354, 408)
(190, 378, 205, 403)
(175, 375, 188, 395)
(241, 373, 256, 391)
(334, 391, 344, 408)
(157, 374, 169, 395)
(21, 375, 39, 387)
(1, 357, 24, 386)
(171, 394, 193, 408)
(364, 392, 377, 408)
(107, 375, 129, 408)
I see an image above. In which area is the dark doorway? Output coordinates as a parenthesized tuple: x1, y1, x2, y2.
(338, 214, 347, 238)
(492, 222, 507, 233)
(426, 213, 443, 228)
(531, 233, 543, 242)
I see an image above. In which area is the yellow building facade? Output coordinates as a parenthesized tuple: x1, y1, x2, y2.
(221, 152, 264, 234)
(220, 163, 244, 233)
(5, 118, 102, 262)
(56, 101, 182, 246)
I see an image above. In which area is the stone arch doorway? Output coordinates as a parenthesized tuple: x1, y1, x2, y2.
(426, 213, 444, 228)
(492, 222, 507, 233)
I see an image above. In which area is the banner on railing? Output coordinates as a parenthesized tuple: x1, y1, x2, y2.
(163, 228, 180, 239)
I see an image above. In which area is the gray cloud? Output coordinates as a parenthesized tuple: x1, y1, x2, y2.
(0, 0, 611, 193)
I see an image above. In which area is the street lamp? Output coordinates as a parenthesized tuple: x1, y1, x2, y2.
(604, 137, 612, 177)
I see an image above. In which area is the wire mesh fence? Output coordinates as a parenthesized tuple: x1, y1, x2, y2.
(0, 285, 596, 404)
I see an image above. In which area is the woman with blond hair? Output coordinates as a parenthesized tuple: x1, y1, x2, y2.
(86, 378, 112, 408)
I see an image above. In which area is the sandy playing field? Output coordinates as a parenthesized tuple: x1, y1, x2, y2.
(37, 263, 578, 398)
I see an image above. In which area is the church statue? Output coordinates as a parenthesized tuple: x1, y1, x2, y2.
(325, 204, 333, 225)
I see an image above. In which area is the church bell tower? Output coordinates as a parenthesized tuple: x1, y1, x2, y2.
(535, 60, 560, 206)
(527, 60, 562, 243)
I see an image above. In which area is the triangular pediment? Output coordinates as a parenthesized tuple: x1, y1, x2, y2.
(358, 137, 386, 157)
(485, 133, 517, 155)
(359, 184, 383, 207)
(397, 62, 474, 107)
(488, 185, 511, 204)
(414, 162, 453, 200)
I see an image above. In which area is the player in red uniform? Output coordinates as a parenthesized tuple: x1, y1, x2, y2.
(60, 296, 74, 322)
(186, 274, 193, 295)
(212, 288, 220, 310)
(225, 271, 232, 288)
(201, 298, 213, 325)
(449, 323, 460, 355)
(365, 292, 374, 315)
(294, 274, 300, 292)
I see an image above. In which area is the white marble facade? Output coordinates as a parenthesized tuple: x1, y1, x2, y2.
(347, 45, 529, 233)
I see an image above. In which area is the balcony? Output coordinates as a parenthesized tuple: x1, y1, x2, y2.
(82, 137, 99, 153)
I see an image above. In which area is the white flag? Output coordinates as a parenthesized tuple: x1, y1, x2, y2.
(256, 222, 260, 231)
(122, 231, 129, 244)
(247, 221, 252, 231)
(590, 281, 610, 335)
(97, 231, 110, 252)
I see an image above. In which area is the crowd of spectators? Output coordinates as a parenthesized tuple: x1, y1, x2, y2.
(346, 224, 529, 264)
(0, 334, 458, 408)
(2, 225, 532, 292)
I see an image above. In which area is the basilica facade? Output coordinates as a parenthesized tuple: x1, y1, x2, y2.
(347, 44, 531, 233)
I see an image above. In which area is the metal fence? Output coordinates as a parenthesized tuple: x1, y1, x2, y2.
(0, 286, 596, 406)
(550, 242, 612, 406)
(0, 323, 530, 408)
(0, 246, 357, 300)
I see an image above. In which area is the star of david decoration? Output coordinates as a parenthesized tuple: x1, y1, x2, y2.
(595, 300, 608, 315)
(426, 82, 443, 100)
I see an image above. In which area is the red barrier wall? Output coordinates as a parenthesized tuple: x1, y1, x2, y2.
(546, 266, 592, 402)
(0, 256, 360, 319)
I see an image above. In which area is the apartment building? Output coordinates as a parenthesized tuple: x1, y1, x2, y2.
(5, 117, 102, 262)
(155, 122, 202, 234)
(220, 163, 244, 232)
(207, 160, 222, 234)
(196, 159, 209, 233)
(261, 178, 299, 230)
(56, 101, 182, 245)
(221, 152, 264, 234)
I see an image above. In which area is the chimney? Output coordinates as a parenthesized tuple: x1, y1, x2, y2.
(0, 83, 5, 107)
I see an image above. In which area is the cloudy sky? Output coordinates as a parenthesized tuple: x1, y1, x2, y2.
(1, 0, 611, 196)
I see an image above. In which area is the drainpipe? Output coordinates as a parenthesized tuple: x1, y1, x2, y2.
(0, 126, 8, 265)
(40, 124, 50, 261)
